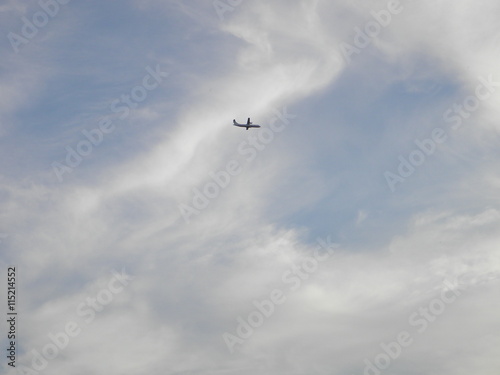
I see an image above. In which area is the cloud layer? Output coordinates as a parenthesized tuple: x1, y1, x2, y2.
(1, 0, 500, 374)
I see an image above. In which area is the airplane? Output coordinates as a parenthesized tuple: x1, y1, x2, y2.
(233, 118, 261, 130)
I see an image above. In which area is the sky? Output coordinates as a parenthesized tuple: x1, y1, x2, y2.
(1, 0, 500, 374)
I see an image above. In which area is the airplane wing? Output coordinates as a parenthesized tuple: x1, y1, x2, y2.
(247, 118, 251, 125)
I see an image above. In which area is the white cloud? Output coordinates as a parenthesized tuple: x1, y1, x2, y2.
(2, 1, 500, 374)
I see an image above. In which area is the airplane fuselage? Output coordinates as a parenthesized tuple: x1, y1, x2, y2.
(233, 123, 261, 129)
(233, 118, 261, 130)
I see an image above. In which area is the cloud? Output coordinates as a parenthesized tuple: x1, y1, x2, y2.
(2, 1, 500, 374)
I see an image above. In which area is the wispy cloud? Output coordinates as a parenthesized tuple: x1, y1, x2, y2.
(1, 1, 500, 374)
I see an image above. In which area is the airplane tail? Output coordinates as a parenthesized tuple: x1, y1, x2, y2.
(233, 119, 237, 125)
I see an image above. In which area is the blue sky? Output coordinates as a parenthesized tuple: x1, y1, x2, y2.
(1, 0, 500, 374)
